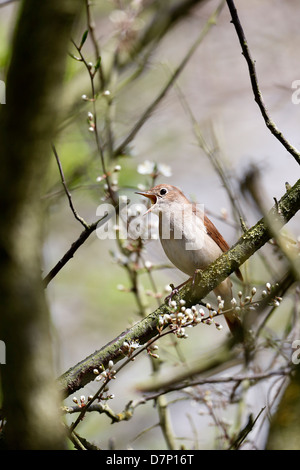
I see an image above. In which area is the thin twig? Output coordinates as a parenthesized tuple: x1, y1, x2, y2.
(43, 213, 110, 288)
(85, 0, 105, 90)
(142, 367, 293, 397)
(66, 364, 293, 435)
(114, 233, 178, 449)
(226, 0, 300, 166)
(174, 82, 247, 230)
(67, 327, 174, 434)
(52, 144, 89, 229)
(228, 407, 265, 450)
(71, 38, 117, 204)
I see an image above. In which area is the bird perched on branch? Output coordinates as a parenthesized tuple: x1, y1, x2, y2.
(136, 184, 243, 336)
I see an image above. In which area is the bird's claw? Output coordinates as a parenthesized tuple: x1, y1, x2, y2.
(165, 284, 179, 306)
(192, 269, 201, 286)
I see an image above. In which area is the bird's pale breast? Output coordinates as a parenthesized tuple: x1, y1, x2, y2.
(159, 206, 223, 276)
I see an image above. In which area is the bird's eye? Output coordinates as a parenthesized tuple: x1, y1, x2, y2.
(160, 188, 168, 196)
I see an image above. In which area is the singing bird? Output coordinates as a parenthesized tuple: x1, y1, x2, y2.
(136, 184, 243, 335)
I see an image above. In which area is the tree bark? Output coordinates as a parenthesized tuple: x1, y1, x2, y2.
(0, 0, 80, 449)
(58, 178, 300, 397)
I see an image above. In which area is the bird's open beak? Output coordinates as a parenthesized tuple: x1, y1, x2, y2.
(135, 190, 157, 214)
(135, 190, 157, 203)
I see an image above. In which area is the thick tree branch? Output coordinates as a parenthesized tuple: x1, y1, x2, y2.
(58, 178, 300, 397)
(0, 0, 81, 449)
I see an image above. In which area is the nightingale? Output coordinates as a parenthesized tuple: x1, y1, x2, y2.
(136, 184, 243, 335)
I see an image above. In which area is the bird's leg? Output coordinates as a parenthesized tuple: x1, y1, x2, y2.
(165, 279, 191, 305)
(192, 268, 202, 286)
(191, 269, 211, 307)
(165, 270, 203, 306)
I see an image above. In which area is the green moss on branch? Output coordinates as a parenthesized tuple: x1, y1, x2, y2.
(59, 179, 300, 397)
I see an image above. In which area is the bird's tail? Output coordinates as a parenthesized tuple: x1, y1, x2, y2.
(213, 278, 243, 339)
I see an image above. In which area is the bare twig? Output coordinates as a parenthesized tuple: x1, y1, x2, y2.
(67, 327, 174, 435)
(43, 213, 110, 288)
(226, 0, 300, 166)
(228, 407, 265, 450)
(113, 235, 178, 449)
(142, 366, 293, 396)
(52, 144, 89, 229)
(71, 38, 117, 204)
(85, 0, 105, 90)
(174, 82, 247, 230)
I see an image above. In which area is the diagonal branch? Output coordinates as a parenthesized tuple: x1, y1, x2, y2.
(58, 178, 300, 397)
(226, 0, 300, 166)
(43, 213, 110, 288)
(115, 0, 208, 69)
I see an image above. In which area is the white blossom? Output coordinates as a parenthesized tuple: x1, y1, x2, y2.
(137, 160, 172, 177)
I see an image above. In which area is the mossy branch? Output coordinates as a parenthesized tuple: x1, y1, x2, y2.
(58, 178, 300, 397)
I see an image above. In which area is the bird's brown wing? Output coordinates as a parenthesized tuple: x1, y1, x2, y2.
(204, 213, 230, 252)
(202, 210, 243, 282)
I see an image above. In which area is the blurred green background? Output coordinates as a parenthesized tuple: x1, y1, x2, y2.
(1, 0, 300, 449)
